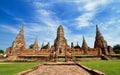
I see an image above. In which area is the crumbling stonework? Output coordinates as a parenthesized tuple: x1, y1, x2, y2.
(53, 25, 69, 55)
(5, 24, 114, 59)
(5, 47, 12, 56)
(7, 25, 26, 56)
(82, 36, 88, 54)
(33, 37, 39, 50)
(94, 25, 109, 55)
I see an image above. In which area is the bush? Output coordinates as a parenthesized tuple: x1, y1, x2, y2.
(29, 44, 34, 49)
(0, 50, 4, 53)
(113, 44, 120, 54)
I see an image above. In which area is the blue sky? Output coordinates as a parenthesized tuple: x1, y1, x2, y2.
(0, 0, 120, 50)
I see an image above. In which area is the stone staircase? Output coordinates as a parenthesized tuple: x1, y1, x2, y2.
(6, 56, 18, 61)
(47, 51, 76, 62)
(101, 54, 111, 60)
(6, 56, 28, 62)
(64, 51, 76, 62)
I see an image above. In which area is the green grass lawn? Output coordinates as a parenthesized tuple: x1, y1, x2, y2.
(110, 54, 120, 56)
(80, 60, 120, 75)
(0, 62, 42, 75)
(0, 60, 120, 75)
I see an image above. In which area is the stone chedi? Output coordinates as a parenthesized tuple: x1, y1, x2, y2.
(41, 42, 44, 49)
(33, 37, 39, 50)
(11, 25, 26, 55)
(94, 25, 108, 55)
(5, 24, 114, 58)
(82, 36, 88, 54)
(53, 25, 69, 54)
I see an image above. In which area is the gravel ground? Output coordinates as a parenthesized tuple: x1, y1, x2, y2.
(26, 64, 91, 75)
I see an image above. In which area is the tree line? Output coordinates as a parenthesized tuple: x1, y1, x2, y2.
(113, 44, 120, 54)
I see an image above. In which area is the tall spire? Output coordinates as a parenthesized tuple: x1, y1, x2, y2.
(77, 42, 79, 46)
(54, 25, 69, 55)
(71, 42, 74, 48)
(11, 24, 26, 55)
(41, 42, 44, 49)
(94, 25, 109, 55)
(33, 37, 39, 50)
(21, 24, 24, 32)
(47, 42, 50, 49)
(82, 36, 88, 54)
(34, 37, 38, 46)
(94, 25, 105, 48)
(16, 24, 24, 39)
(96, 25, 102, 38)
(82, 36, 88, 49)
(57, 25, 64, 37)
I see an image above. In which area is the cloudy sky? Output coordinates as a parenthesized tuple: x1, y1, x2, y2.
(0, 0, 120, 50)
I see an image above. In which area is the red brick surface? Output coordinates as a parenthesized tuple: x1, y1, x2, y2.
(26, 64, 91, 75)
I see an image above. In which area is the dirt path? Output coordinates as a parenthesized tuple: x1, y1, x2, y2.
(26, 62, 91, 75)
(0, 63, 12, 64)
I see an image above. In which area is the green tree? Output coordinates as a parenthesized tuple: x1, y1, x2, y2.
(74, 42, 81, 49)
(113, 44, 120, 54)
(42, 44, 48, 49)
(0, 50, 4, 53)
(74, 45, 81, 49)
(29, 44, 34, 49)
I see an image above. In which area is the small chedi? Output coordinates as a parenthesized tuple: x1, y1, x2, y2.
(82, 36, 88, 54)
(5, 24, 114, 61)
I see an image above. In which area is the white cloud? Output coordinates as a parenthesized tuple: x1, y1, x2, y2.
(1, 0, 120, 50)
(36, 9, 59, 27)
(0, 1, 65, 49)
(14, 17, 24, 23)
(0, 25, 18, 34)
(66, 34, 82, 46)
(1, 8, 14, 17)
(74, 0, 112, 28)
(95, 16, 120, 47)
(75, 12, 95, 27)
(32, 1, 61, 28)
(84, 0, 109, 11)
(33, 1, 51, 9)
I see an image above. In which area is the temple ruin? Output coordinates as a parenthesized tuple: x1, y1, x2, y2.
(5, 24, 115, 61)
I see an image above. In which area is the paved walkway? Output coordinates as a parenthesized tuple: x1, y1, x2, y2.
(26, 62, 91, 75)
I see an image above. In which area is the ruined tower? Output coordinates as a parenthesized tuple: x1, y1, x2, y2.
(33, 37, 39, 50)
(54, 25, 69, 54)
(11, 24, 26, 55)
(71, 42, 74, 48)
(82, 36, 88, 54)
(94, 25, 108, 55)
(41, 42, 44, 49)
(47, 42, 50, 49)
